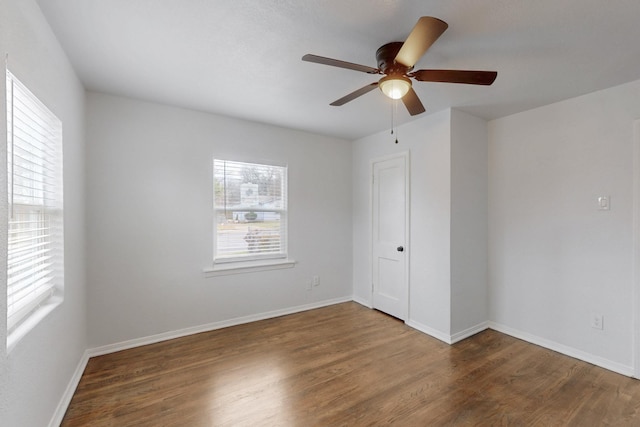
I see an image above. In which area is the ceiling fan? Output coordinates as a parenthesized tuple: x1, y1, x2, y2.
(302, 16, 497, 116)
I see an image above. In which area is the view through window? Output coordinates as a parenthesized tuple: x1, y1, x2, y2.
(213, 159, 287, 262)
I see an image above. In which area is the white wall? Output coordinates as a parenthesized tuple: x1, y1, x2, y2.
(489, 79, 640, 373)
(0, 0, 87, 426)
(450, 109, 489, 334)
(85, 92, 352, 348)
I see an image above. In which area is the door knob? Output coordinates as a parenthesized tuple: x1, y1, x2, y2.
(397, 246, 404, 252)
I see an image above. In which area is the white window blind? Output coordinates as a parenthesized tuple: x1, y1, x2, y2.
(213, 159, 287, 262)
(6, 69, 63, 331)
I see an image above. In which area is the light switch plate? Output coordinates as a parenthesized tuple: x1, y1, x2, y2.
(597, 196, 610, 210)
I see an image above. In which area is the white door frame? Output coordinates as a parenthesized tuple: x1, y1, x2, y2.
(633, 119, 640, 378)
(370, 151, 411, 320)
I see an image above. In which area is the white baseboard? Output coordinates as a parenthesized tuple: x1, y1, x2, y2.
(406, 319, 452, 344)
(48, 350, 90, 427)
(450, 321, 490, 344)
(488, 321, 635, 377)
(406, 319, 489, 344)
(407, 319, 634, 377)
(87, 296, 353, 357)
(352, 295, 372, 308)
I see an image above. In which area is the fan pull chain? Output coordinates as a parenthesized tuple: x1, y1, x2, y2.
(390, 101, 394, 135)
(391, 100, 399, 144)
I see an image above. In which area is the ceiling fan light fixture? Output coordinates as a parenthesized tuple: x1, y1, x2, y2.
(379, 75, 411, 100)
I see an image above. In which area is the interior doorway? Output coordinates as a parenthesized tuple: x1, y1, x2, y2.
(371, 152, 410, 320)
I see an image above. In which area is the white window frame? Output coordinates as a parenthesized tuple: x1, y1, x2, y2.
(212, 158, 288, 266)
(5, 69, 63, 350)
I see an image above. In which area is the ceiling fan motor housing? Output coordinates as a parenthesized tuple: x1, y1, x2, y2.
(376, 42, 412, 76)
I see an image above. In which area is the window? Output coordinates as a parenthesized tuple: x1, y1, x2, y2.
(213, 159, 287, 263)
(6, 69, 63, 336)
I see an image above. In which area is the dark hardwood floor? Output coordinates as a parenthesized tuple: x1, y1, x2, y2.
(61, 302, 640, 426)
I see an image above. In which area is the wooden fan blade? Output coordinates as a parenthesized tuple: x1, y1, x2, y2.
(395, 17, 448, 68)
(330, 82, 379, 106)
(412, 69, 498, 85)
(401, 87, 425, 116)
(302, 54, 379, 74)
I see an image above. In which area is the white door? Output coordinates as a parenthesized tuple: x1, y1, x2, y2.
(372, 153, 409, 320)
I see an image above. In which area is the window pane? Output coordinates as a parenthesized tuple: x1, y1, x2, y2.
(6, 69, 63, 333)
(213, 159, 287, 261)
(216, 211, 282, 256)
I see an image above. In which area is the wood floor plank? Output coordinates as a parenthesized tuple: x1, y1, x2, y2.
(62, 302, 640, 426)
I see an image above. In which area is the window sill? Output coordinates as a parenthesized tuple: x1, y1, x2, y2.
(7, 296, 62, 354)
(203, 259, 297, 277)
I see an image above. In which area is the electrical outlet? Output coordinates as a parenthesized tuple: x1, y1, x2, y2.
(313, 276, 320, 287)
(591, 312, 604, 330)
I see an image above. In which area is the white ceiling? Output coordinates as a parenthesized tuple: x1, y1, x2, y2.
(36, 0, 640, 140)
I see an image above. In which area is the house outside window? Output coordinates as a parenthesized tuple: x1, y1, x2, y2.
(213, 159, 287, 263)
